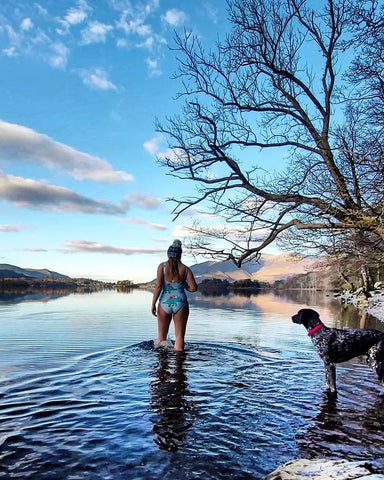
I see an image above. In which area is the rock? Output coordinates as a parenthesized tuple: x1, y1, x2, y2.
(264, 459, 384, 480)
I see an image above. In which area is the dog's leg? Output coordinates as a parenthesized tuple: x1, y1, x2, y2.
(324, 363, 336, 393)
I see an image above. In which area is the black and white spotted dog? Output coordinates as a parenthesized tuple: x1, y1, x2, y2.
(292, 308, 384, 393)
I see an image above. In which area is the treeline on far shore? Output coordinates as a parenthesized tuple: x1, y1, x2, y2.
(0, 277, 125, 292)
(197, 278, 270, 296)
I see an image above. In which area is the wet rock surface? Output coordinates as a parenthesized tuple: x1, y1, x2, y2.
(264, 459, 384, 480)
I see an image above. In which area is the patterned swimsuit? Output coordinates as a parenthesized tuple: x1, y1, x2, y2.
(159, 263, 189, 314)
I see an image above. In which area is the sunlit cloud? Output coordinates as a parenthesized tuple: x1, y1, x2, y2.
(24, 247, 48, 252)
(0, 172, 127, 215)
(0, 224, 23, 232)
(78, 67, 117, 90)
(162, 9, 186, 27)
(124, 217, 167, 230)
(61, 239, 165, 255)
(0, 120, 130, 182)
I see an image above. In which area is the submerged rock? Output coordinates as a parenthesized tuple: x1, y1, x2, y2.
(264, 458, 384, 480)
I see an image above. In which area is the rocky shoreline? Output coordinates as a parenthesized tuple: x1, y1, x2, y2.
(335, 282, 384, 322)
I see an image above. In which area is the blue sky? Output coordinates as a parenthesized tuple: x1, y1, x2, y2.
(0, 0, 236, 282)
(0, 0, 286, 283)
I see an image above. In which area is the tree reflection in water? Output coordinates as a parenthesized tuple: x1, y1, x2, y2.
(149, 349, 195, 452)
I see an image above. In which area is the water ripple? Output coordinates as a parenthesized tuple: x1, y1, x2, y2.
(0, 341, 383, 479)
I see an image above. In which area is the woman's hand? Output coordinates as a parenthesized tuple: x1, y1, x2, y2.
(151, 303, 157, 317)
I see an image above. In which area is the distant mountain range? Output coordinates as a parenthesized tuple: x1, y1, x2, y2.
(1, 252, 316, 285)
(189, 252, 315, 283)
(0, 264, 70, 280)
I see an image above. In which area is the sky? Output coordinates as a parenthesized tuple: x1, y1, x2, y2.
(0, 0, 281, 283)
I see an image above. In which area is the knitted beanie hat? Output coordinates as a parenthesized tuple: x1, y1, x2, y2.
(167, 239, 182, 260)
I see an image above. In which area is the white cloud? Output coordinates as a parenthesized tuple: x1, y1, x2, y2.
(138, 36, 154, 49)
(0, 224, 23, 232)
(80, 20, 113, 45)
(116, 38, 127, 47)
(115, 2, 166, 57)
(2, 25, 19, 57)
(0, 171, 128, 214)
(61, 239, 165, 255)
(162, 9, 186, 27)
(3, 46, 17, 57)
(145, 57, 162, 76)
(1, 0, 170, 78)
(203, 4, 219, 23)
(20, 18, 33, 32)
(79, 67, 117, 91)
(124, 192, 162, 209)
(47, 42, 70, 69)
(124, 217, 167, 230)
(0, 120, 131, 182)
(65, 0, 90, 25)
(117, 13, 152, 36)
(57, 0, 91, 34)
(35, 4, 48, 16)
(143, 135, 162, 155)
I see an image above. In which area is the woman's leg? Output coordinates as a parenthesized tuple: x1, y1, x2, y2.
(173, 303, 189, 351)
(157, 305, 172, 344)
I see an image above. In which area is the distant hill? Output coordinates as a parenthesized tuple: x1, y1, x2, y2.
(0, 264, 70, 280)
(189, 252, 316, 284)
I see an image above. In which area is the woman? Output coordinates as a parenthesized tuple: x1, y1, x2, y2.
(151, 239, 198, 351)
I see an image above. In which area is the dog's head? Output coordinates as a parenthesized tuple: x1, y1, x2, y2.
(292, 308, 321, 329)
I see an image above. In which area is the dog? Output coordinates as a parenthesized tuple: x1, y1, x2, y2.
(292, 308, 384, 393)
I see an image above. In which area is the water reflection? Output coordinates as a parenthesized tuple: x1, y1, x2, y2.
(0, 287, 132, 305)
(0, 290, 72, 304)
(297, 388, 384, 462)
(149, 350, 196, 452)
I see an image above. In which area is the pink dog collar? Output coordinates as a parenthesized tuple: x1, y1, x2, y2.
(308, 324, 324, 336)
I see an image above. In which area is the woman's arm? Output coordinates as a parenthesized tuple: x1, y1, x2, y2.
(185, 268, 198, 292)
(151, 263, 163, 316)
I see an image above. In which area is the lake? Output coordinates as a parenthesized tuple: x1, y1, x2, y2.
(1, 288, 384, 479)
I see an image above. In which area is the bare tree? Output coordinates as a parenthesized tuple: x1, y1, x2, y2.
(157, 0, 384, 268)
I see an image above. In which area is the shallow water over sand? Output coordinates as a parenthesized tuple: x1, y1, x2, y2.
(0, 289, 383, 479)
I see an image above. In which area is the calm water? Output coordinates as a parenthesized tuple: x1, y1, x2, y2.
(1, 288, 384, 479)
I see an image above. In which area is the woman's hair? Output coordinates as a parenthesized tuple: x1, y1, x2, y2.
(167, 239, 182, 280)
(168, 257, 180, 279)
